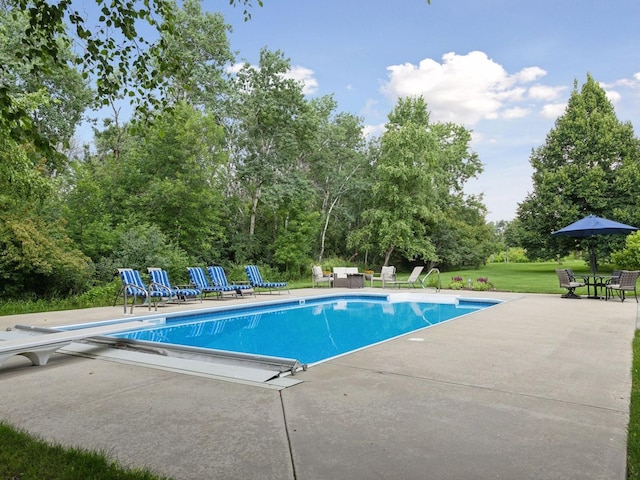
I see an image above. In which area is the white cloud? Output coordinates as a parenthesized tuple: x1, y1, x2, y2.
(284, 65, 318, 95)
(513, 66, 547, 83)
(381, 51, 560, 126)
(540, 103, 567, 119)
(528, 85, 565, 101)
(363, 123, 385, 138)
(226, 62, 245, 75)
(226, 63, 319, 95)
(605, 89, 622, 104)
(503, 107, 530, 119)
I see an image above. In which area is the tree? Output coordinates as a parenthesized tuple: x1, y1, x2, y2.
(229, 48, 309, 253)
(0, 118, 92, 297)
(157, 0, 234, 114)
(350, 97, 484, 268)
(350, 97, 438, 266)
(0, 4, 92, 162)
(4, 0, 432, 154)
(66, 102, 228, 262)
(304, 96, 368, 262)
(516, 74, 640, 262)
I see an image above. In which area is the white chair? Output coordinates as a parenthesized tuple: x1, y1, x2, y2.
(371, 266, 396, 287)
(312, 266, 333, 287)
(385, 266, 425, 288)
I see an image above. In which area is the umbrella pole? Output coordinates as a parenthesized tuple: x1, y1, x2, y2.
(589, 246, 597, 274)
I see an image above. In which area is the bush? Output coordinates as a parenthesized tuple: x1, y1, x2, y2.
(612, 232, 640, 269)
(471, 279, 493, 291)
(490, 247, 529, 263)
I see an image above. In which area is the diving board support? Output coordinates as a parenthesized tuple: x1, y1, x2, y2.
(0, 321, 151, 369)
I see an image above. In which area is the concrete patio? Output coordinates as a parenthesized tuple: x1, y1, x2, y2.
(0, 288, 637, 479)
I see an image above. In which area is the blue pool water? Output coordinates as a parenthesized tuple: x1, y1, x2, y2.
(112, 294, 499, 364)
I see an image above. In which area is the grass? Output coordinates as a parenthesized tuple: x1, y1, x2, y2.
(629, 331, 640, 478)
(0, 259, 638, 478)
(0, 421, 170, 480)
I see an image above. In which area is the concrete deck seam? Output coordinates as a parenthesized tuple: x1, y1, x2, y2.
(330, 361, 629, 414)
(279, 390, 298, 480)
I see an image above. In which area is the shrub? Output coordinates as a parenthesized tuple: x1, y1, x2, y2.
(491, 247, 529, 263)
(471, 279, 493, 291)
(612, 232, 640, 269)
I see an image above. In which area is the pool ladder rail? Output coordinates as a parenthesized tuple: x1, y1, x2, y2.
(420, 268, 441, 292)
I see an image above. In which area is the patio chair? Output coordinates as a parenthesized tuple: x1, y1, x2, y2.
(208, 266, 255, 297)
(115, 268, 173, 314)
(385, 266, 425, 288)
(370, 266, 396, 287)
(187, 267, 228, 299)
(244, 265, 289, 294)
(606, 270, 640, 303)
(148, 268, 202, 303)
(312, 266, 333, 287)
(555, 268, 585, 299)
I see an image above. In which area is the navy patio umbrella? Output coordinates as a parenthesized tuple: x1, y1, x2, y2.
(552, 215, 638, 273)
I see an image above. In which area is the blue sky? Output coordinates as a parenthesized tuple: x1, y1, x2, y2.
(212, 0, 640, 222)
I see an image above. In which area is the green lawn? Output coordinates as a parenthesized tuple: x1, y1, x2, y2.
(1, 260, 638, 479)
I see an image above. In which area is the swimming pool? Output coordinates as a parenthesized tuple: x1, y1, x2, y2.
(109, 293, 500, 366)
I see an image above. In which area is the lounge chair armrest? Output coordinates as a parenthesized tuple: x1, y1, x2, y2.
(149, 281, 173, 295)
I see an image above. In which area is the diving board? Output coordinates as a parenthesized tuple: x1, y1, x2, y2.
(0, 321, 151, 369)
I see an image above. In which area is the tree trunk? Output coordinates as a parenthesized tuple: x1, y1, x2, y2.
(318, 195, 340, 262)
(383, 246, 394, 267)
(249, 184, 261, 236)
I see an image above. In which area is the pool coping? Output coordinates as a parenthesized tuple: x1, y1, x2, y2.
(5, 291, 504, 388)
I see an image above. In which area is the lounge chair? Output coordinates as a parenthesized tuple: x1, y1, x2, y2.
(244, 265, 289, 294)
(312, 266, 333, 287)
(606, 270, 640, 302)
(148, 268, 202, 303)
(556, 268, 585, 299)
(207, 266, 255, 297)
(187, 267, 228, 299)
(116, 268, 173, 314)
(385, 266, 425, 288)
(371, 266, 396, 287)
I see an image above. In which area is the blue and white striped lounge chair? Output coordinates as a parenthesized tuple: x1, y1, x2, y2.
(207, 266, 255, 297)
(244, 265, 289, 294)
(148, 268, 202, 303)
(187, 267, 227, 299)
(116, 268, 173, 314)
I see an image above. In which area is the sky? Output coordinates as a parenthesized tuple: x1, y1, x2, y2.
(208, 0, 640, 222)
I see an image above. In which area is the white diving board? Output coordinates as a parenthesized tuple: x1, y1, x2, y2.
(0, 321, 151, 369)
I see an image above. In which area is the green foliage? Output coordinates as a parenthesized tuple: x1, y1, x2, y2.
(471, 279, 492, 291)
(350, 96, 484, 268)
(517, 74, 640, 263)
(114, 224, 190, 282)
(273, 212, 318, 276)
(611, 231, 640, 269)
(0, 421, 169, 479)
(628, 330, 640, 479)
(491, 247, 529, 263)
(0, 0, 495, 302)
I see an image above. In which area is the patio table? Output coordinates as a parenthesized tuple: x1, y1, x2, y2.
(580, 274, 612, 299)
